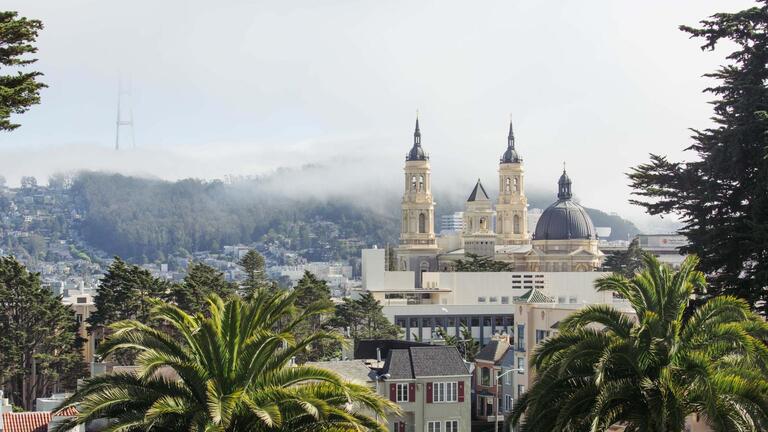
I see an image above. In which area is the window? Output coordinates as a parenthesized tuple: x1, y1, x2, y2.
(517, 385, 526, 397)
(557, 296, 566, 304)
(535, 330, 550, 344)
(517, 356, 525, 371)
(445, 420, 459, 432)
(419, 175, 424, 190)
(501, 296, 509, 304)
(433, 382, 458, 402)
(504, 177, 511, 192)
(419, 213, 426, 233)
(428, 421, 442, 432)
(411, 175, 417, 190)
(396, 383, 409, 402)
(513, 215, 520, 234)
(477, 297, 486, 303)
(516, 325, 525, 351)
(489, 296, 497, 303)
(569, 296, 578, 304)
(76, 313, 83, 324)
(481, 368, 491, 386)
(505, 394, 513, 411)
(504, 370, 512, 385)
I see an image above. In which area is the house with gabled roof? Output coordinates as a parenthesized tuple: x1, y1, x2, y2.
(380, 345, 471, 432)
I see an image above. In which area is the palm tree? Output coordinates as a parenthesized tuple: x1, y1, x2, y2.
(53, 290, 397, 432)
(508, 254, 768, 432)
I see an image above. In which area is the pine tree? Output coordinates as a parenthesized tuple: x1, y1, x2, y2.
(628, 1, 768, 313)
(603, 237, 645, 277)
(238, 250, 272, 297)
(169, 262, 235, 315)
(292, 271, 339, 362)
(332, 292, 400, 344)
(87, 257, 168, 364)
(455, 253, 512, 272)
(0, 257, 85, 410)
(0, 12, 46, 131)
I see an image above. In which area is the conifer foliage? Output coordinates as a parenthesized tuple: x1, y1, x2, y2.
(0, 11, 46, 131)
(0, 256, 84, 410)
(629, 1, 768, 314)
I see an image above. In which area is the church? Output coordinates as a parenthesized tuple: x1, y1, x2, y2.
(395, 117, 604, 285)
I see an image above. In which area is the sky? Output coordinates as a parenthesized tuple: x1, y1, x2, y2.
(0, 0, 757, 230)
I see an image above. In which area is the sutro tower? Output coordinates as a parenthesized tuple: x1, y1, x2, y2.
(115, 76, 135, 150)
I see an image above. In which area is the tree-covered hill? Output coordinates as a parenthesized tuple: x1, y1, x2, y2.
(69, 170, 639, 262)
(71, 172, 400, 261)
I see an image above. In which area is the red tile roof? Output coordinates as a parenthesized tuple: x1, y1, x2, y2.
(53, 406, 78, 417)
(1, 412, 51, 432)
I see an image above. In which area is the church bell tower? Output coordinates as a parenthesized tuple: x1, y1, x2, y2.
(497, 119, 530, 245)
(396, 116, 438, 281)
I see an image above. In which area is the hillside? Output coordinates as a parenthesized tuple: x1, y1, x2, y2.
(70, 170, 639, 262)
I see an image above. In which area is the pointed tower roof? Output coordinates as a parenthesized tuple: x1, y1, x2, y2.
(500, 118, 521, 164)
(467, 179, 490, 202)
(406, 115, 428, 161)
(557, 165, 572, 200)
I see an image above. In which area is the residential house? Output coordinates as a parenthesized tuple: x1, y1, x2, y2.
(473, 335, 512, 423)
(381, 346, 471, 432)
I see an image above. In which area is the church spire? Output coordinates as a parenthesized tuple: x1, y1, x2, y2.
(557, 164, 572, 200)
(414, 114, 421, 146)
(500, 116, 521, 164)
(406, 113, 427, 161)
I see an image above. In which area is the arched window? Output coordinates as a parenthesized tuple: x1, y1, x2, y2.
(513, 215, 521, 234)
(402, 214, 408, 233)
(504, 177, 511, 192)
(468, 219, 473, 232)
(411, 175, 417, 190)
(513, 177, 519, 193)
(419, 213, 426, 233)
(419, 175, 424, 191)
(480, 217, 487, 230)
(481, 367, 491, 386)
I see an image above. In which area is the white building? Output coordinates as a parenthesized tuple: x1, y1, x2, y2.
(439, 212, 465, 234)
(362, 248, 624, 345)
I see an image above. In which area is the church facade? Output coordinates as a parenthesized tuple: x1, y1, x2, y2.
(395, 117, 604, 284)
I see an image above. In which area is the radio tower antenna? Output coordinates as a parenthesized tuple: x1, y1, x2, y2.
(115, 75, 135, 150)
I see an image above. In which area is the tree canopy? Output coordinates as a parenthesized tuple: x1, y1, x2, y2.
(0, 11, 46, 131)
(331, 292, 400, 344)
(628, 1, 768, 314)
(455, 253, 512, 272)
(54, 291, 397, 432)
(509, 254, 768, 431)
(602, 237, 645, 278)
(87, 257, 169, 364)
(168, 262, 236, 315)
(0, 256, 84, 410)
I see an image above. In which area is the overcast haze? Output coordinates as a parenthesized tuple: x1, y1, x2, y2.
(0, 0, 755, 229)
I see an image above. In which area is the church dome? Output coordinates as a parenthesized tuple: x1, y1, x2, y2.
(408, 144, 427, 161)
(501, 147, 520, 164)
(533, 170, 597, 240)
